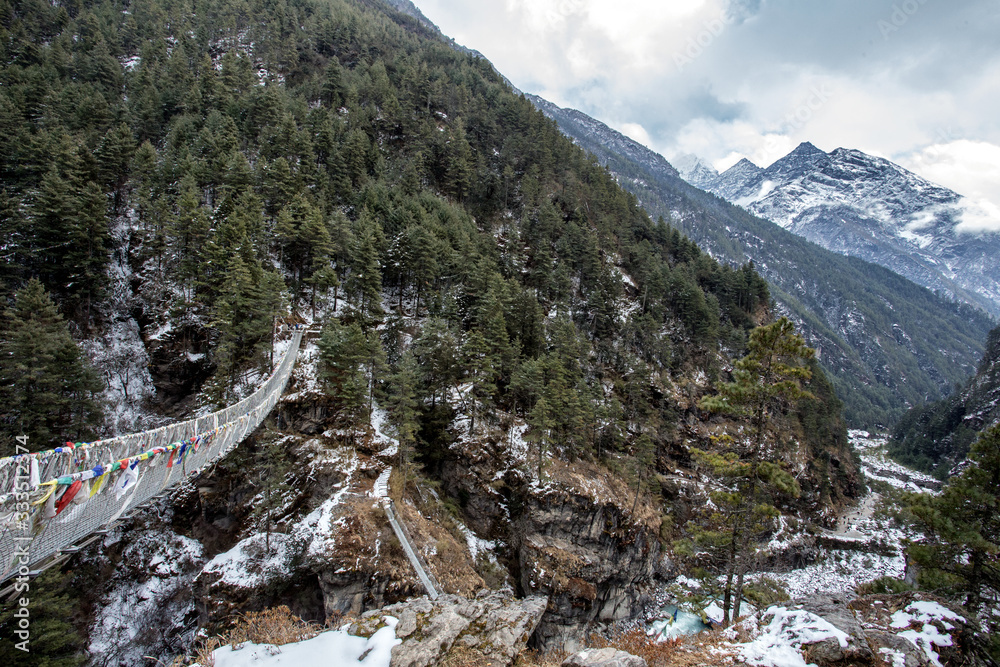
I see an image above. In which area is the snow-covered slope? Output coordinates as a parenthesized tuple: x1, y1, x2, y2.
(672, 153, 719, 189)
(705, 143, 1000, 316)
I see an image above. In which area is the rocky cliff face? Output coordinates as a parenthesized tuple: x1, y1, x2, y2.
(435, 432, 665, 653)
(513, 474, 663, 652)
(349, 592, 547, 667)
(704, 142, 1000, 316)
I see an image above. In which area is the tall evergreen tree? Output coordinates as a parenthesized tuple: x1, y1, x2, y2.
(31, 165, 111, 321)
(908, 424, 1000, 621)
(319, 317, 370, 429)
(346, 212, 385, 327)
(386, 350, 421, 492)
(0, 279, 104, 456)
(689, 317, 814, 624)
(208, 257, 286, 405)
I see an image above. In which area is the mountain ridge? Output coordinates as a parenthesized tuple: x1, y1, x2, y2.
(527, 95, 994, 428)
(891, 324, 1000, 475)
(700, 142, 1000, 316)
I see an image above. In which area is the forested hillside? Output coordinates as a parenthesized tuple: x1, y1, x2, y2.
(891, 325, 1000, 476)
(528, 96, 995, 429)
(0, 0, 796, 467)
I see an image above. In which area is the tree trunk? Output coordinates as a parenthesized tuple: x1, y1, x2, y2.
(733, 559, 746, 620)
(722, 565, 734, 626)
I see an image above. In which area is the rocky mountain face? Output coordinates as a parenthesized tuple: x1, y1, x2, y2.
(530, 96, 681, 186)
(671, 153, 719, 190)
(702, 143, 1000, 317)
(527, 95, 994, 428)
(891, 325, 1000, 475)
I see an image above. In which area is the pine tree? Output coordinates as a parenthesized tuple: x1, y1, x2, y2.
(0, 279, 104, 455)
(346, 213, 384, 327)
(209, 257, 286, 405)
(31, 165, 110, 321)
(526, 395, 553, 481)
(462, 328, 497, 435)
(444, 119, 473, 200)
(908, 424, 1000, 620)
(0, 189, 24, 290)
(94, 122, 135, 213)
(0, 568, 86, 666)
(691, 317, 814, 624)
(411, 318, 462, 408)
(386, 351, 421, 492)
(319, 317, 369, 429)
(173, 174, 211, 300)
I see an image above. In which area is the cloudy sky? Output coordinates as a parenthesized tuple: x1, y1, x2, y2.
(411, 0, 1000, 224)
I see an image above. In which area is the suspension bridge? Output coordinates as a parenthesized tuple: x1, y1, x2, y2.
(0, 329, 304, 586)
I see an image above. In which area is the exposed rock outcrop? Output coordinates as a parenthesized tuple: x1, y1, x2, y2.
(775, 593, 986, 667)
(441, 437, 663, 653)
(795, 596, 876, 665)
(350, 592, 547, 667)
(514, 479, 661, 652)
(562, 647, 648, 667)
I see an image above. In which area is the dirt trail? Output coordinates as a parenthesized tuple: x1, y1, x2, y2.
(832, 493, 879, 539)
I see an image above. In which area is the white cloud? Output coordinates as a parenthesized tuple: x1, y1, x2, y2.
(898, 140, 1000, 232)
(955, 198, 1000, 234)
(618, 122, 653, 148)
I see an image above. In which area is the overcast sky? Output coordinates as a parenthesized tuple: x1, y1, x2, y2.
(412, 0, 1000, 225)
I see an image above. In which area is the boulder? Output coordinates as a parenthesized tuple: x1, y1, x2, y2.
(848, 593, 990, 667)
(351, 592, 546, 667)
(866, 631, 931, 667)
(561, 647, 648, 667)
(795, 596, 875, 665)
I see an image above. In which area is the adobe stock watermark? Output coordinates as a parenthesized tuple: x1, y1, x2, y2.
(673, 11, 736, 72)
(10, 434, 33, 653)
(933, 125, 960, 144)
(542, 0, 586, 28)
(878, 0, 930, 40)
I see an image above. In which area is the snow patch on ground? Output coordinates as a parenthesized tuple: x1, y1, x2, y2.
(454, 519, 497, 562)
(203, 532, 299, 589)
(211, 617, 399, 667)
(298, 450, 361, 559)
(282, 340, 321, 401)
(84, 214, 163, 436)
(733, 606, 850, 667)
(890, 601, 966, 667)
(850, 430, 939, 493)
(370, 404, 398, 457)
(764, 551, 905, 599)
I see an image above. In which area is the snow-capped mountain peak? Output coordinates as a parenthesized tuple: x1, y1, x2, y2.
(709, 157, 763, 202)
(703, 142, 1000, 315)
(672, 153, 719, 189)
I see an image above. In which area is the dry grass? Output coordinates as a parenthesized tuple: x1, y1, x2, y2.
(437, 644, 506, 667)
(508, 628, 745, 667)
(398, 498, 486, 596)
(513, 647, 567, 667)
(193, 606, 322, 666)
(585, 628, 741, 667)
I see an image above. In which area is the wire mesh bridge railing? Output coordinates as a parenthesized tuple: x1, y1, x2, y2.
(0, 330, 304, 584)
